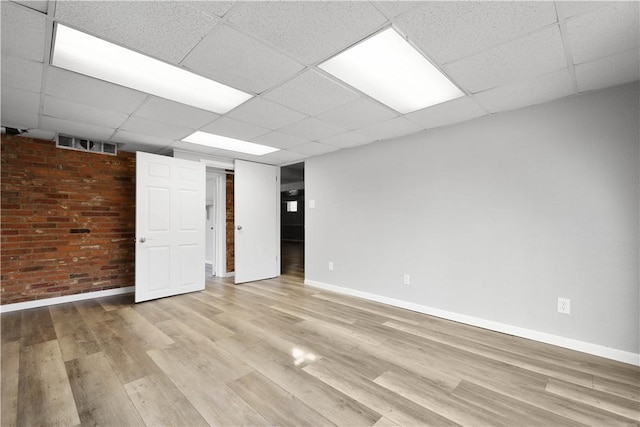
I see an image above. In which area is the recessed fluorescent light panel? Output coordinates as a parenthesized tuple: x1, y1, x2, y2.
(319, 28, 463, 114)
(51, 24, 252, 114)
(182, 131, 279, 156)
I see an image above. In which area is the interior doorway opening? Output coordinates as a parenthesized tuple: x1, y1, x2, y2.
(204, 168, 230, 278)
(280, 162, 305, 278)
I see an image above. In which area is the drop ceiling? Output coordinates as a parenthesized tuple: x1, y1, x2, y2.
(1, 1, 638, 166)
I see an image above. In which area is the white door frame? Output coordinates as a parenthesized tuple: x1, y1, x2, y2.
(173, 151, 281, 280)
(203, 166, 231, 278)
(205, 178, 216, 273)
(213, 171, 227, 277)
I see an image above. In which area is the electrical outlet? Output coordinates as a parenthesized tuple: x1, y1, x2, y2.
(328, 261, 334, 271)
(558, 297, 571, 315)
(403, 274, 410, 285)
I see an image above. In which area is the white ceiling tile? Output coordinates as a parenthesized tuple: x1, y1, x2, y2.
(566, 2, 639, 64)
(395, 2, 557, 64)
(227, 2, 388, 64)
(45, 68, 147, 114)
(10, 1, 48, 14)
(43, 96, 129, 129)
(1, 55, 43, 92)
(201, 117, 270, 140)
(445, 26, 567, 93)
(120, 116, 193, 140)
(288, 142, 339, 156)
(575, 49, 640, 93)
(134, 97, 218, 129)
(373, 1, 421, 19)
(227, 97, 307, 130)
(111, 130, 175, 148)
(185, 1, 235, 18)
(183, 24, 303, 94)
(316, 98, 397, 130)
(252, 131, 311, 150)
(359, 117, 423, 141)
(55, 1, 219, 63)
(259, 149, 309, 165)
(555, 1, 614, 20)
(0, 108, 38, 129)
(1, 0, 631, 155)
(278, 117, 346, 141)
(264, 70, 360, 116)
(319, 131, 375, 148)
(405, 96, 487, 130)
(1, 2, 46, 62)
(40, 116, 115, 141)
(474, 69, 574, 113)
(1, 85, 40, 113)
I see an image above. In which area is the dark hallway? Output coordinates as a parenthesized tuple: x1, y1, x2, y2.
(281, 162, 305, 279)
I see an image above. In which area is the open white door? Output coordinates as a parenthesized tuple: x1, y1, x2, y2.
(135, 152, 205, 303)
(235, 160, 280, 284)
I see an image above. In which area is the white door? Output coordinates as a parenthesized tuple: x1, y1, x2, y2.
(234, 160, 280, 284)
(135, 152, 206, 303)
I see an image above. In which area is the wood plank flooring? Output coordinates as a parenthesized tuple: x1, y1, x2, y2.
(2, 242, 639, 426)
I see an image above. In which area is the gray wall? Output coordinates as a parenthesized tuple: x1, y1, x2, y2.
(305, 83, 639, 354)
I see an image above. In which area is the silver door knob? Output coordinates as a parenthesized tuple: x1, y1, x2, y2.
(236, 225, 243, 230)
(139, 237, 146, 243)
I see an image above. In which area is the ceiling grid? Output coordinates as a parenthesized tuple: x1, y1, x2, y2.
(1, 0, 637, 165)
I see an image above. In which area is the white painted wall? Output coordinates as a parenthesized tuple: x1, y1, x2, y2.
(305, 83, 639, 356)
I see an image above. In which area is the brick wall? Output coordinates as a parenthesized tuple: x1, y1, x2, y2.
(1, 135, 136, 305)
(225, 173, 234, 272)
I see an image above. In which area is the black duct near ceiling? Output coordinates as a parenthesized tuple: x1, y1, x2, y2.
(1, 126, 26, 135)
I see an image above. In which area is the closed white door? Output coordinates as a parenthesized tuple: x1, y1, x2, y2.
(135, 152, 205, 303)
(234, 160, 280, 284)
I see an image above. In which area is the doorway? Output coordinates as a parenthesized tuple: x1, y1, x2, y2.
(280, 162, 305, 278)
(204, 168, 227, 278)
(170, 150, 281, 285)
(203, 161, 280, 283)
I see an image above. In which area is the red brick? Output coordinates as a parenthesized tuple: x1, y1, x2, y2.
(226, 173, 234, 272)
(1, 135, 136, 305)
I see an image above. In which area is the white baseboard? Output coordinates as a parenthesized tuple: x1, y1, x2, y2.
(304, 279, 640, 366)
(205, 260, 213, 266)
(0, 286, 135, 313)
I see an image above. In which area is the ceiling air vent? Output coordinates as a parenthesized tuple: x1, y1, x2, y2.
(56, 134, 118, 156)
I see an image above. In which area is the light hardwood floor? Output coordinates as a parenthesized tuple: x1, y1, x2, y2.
(2, 242, 639, 426)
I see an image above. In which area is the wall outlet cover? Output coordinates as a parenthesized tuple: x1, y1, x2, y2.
(558, 297, 571, 315)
